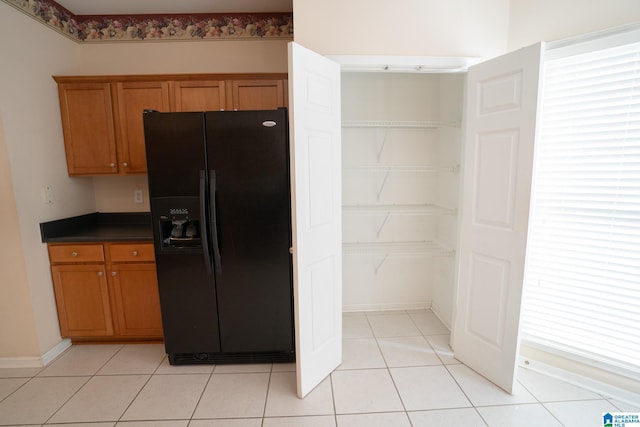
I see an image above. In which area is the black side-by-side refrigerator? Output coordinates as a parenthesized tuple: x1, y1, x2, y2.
(143, 108, 294, 365)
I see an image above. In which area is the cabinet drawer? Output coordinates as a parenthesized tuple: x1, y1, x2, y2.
(108, 243, 155, 262)
(49, 244, 105, 264)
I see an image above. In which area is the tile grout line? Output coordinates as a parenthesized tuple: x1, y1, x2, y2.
(409, 310, 453, 426)
(39, 344, 131, 425)
(440, 363, 485, 424)
(409, 310, 490, 425)
(329, 368, 338, 427)
(260, 363, 274, 426)
(516, 374, 567, 426)
(186, 363, 216, 423)
(41, 343, 128, 425)
(0, 373, 36, 407)
(366, 309, 416, 426)
(110, 344, 165, 425)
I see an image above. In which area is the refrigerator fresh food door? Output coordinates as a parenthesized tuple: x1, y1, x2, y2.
(205, 108, 294, 357)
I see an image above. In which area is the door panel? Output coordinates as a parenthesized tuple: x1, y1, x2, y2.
(58, 82, 117, 175)
(288, 42, 342, 398)
(114, 81, 171, 174)
(173, 80, 226, 112)
(110, 263, 163, 337)
(51, 264, 113, 337)
(231, 80, 285, 110)
(453, 43, 544, 394)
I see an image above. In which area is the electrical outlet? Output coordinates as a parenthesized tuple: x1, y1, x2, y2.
(134, 189, 143, 204)
(41, 185, 54, 204)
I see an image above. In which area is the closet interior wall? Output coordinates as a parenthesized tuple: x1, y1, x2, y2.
(341, 72, 464, 328)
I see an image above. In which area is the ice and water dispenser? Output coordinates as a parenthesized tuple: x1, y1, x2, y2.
(151, 197, 203, 251)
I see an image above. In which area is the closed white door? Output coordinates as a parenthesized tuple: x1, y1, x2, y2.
(452, 43, 544, 393)
(288, 42, 343, 398)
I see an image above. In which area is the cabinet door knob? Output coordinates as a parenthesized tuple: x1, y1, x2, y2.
(111, 271, 117, 276)
(97, 271, 103, 277)
(109, 162, 116, 168)
(71, 251, 78, 257)
(132, 250, 138, 256)
(123, 162, 129, 167)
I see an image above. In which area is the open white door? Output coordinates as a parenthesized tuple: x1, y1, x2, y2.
(288, 42, 342, 398)
(452, 43, 544, 393)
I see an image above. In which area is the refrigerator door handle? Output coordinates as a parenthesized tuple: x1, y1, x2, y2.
(199, 170, 213, 276)
(209, 170, 223, 275)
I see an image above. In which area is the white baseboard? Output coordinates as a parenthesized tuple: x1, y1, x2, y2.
(343, 302, 430, 313)
(430, 303, 451, 330)
(518, 350, 640, 408)
(0, 356, 43, 369)
(0, 339, 71, 369)
(41, 339, 72, 366)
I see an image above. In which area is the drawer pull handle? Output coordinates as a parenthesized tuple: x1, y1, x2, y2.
(112, 271, 117, 276)
(109, 162, 116, 168)
(71, 251, 78, 257)
(132, 251, 138, 256)
(97, 271, 103, 277)
(123, 162, 129, 167)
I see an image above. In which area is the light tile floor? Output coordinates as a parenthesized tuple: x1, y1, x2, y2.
(0, 310, 637, 427)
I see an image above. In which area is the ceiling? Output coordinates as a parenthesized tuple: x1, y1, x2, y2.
(54, 0, 293, 15)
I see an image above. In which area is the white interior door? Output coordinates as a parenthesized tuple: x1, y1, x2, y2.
(452, 43, 544, 393)
(288, 42, 342, 398)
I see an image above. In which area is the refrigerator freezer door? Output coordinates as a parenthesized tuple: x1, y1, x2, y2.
(205, 109, 294, 355)
(143, 111, 207, 198)
(144, 111, 221, 358)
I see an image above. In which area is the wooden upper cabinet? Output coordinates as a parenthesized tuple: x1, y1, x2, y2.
(230, 79, 286, 111)
(55, 74, 287, 176)
(57, 82, 118, 175)
(172, 80, 226, 112)
(113, 81, 171, 174)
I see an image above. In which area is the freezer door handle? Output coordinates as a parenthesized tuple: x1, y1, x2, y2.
(200, 170, 213, 276)
(209, 170, 223, 275)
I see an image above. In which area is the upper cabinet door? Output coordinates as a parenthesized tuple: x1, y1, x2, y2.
(172, 80, 226, 112)
(58, 82, 118, 175)
(452, 43, 544, 393)
(231, 79, 286, 111)
(288, 42, 342, 398)
(113, 81, 171, 174)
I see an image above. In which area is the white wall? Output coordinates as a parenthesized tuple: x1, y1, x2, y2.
(508, 0, 640, 50)
(0, 2, 93, 360)
(294, 0, 640, 60)
(76, 39, 289, 75)
(0, 116, 41, 359)
(293, 0, 511, 58)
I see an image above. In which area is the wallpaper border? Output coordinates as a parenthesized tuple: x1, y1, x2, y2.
(2, 0, 293, 42)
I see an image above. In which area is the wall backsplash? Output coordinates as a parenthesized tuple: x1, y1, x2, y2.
(93, 175, 150, 212)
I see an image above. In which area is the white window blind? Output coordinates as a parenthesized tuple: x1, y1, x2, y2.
(521, 40, 640, 377)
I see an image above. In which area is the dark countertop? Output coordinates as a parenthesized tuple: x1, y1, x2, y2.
(40, 212, 153, 243)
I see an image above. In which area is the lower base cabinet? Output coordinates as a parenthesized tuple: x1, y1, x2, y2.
(51, 263, 114, 337)
(110, 263, 162, 337)
(48, 242, 163, 341)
